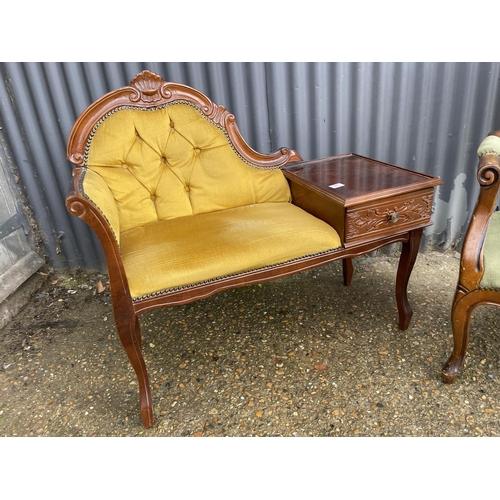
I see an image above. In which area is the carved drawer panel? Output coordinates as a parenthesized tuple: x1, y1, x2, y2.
(345, 190, 434, 243)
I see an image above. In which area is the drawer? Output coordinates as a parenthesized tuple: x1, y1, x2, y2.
(345, 189, 435, 244)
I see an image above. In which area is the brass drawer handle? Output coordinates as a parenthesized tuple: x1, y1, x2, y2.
(388, 212, 399, 222)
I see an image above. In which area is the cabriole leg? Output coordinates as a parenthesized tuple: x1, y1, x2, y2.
(395, 228, 423, 330)
(442, 293, 475, 384)
(115, 312, 154, 428)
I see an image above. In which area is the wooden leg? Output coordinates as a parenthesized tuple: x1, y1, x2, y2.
(442, 290, 475, 384)
(115, 312, 154, 428)
(135, 317, 142, 350)
(395, 228, 423, 330)
(343, 258, 353, 286)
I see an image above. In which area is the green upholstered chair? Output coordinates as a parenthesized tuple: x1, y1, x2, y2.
(442, 131, 500, 383)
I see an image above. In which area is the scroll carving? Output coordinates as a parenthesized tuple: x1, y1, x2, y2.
(66, 199, 87, 218)
(478, 163, 500, 187)
(346, 194, 433, 239)
(69, 152, 85, 166)
(199, 103, 230, 125)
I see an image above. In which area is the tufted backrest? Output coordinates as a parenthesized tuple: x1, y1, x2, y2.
(85, 102, 292, 233)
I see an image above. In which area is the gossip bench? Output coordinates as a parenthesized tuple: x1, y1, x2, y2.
(66, 70, 440, 427)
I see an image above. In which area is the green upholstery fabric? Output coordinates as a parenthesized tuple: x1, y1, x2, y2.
(480, 211, 500, 289)
(477, 135, 500, 157)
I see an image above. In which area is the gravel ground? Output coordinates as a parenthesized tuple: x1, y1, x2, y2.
(1, 249, 500, 438)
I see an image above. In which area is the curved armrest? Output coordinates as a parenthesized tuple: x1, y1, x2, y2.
(66, 168, 121, 246)
(66, 168, 135, 311)
(459, 131, 500, 291)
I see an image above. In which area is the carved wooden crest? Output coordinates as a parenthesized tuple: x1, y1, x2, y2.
(129, 70, 172, 103)
(67, 70, 301, 168)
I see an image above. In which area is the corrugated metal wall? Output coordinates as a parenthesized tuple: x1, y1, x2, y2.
(1, 62, 499, 271)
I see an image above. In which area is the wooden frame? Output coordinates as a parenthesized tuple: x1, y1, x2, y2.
(66, 70, 435, 427)
(442, 131, 500, 383)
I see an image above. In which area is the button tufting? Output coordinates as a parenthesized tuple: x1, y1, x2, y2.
(150, 194, 156, 201)
(184, 185, 190, 192)
(194, 148, 201, 154)
(161, 157, 167, 164)
(170, 120, 175, 128)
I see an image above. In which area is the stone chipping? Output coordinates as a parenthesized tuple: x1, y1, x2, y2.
(1, 249, 499, 437)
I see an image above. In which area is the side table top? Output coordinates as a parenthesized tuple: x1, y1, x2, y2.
(283, 153, 442, 206)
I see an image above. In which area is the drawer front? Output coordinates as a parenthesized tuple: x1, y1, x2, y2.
(345, 190, 434, 243)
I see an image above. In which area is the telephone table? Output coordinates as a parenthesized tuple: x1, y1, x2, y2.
(283, 153, 443, 330)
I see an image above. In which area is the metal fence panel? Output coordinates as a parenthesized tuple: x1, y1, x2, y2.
(1, 62, 499, 270)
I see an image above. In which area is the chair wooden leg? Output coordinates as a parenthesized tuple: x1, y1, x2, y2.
(343, 258, 353, 286)
(442, 292, 475, 384)
(135, 317, 143, 350)
(115, 312, 154, 428)
(395, 228, 422, 330)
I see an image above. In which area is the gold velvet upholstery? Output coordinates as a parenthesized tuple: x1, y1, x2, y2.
(86, 104, 292, 233)
(81, 100, 342, 300)
(81, 168, 121, 244)
(120, 202, 341, 299)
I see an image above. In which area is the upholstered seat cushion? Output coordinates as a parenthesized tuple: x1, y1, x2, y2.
(120, 202, 342, 299)
(480, 211, 500, 290)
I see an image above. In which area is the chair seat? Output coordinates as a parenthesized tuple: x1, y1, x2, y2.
(120, 202, 342, 299)
(480, 211, 500, 290)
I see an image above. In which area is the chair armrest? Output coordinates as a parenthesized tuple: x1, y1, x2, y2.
(459, 131, 500, 291)
(477, 131, 500, 156)
(66, 167, 135, 312)
(66, 168, 121, 246)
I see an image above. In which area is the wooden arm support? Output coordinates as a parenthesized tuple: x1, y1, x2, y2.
(458, 132, 500, 292)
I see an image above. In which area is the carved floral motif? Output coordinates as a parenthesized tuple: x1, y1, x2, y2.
(346, 194, 433, 239)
